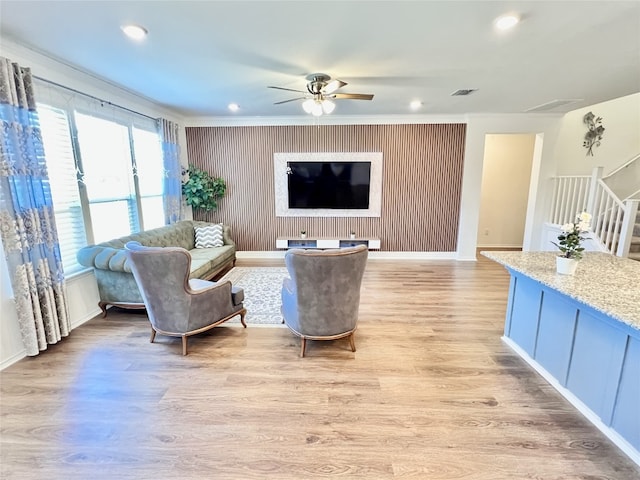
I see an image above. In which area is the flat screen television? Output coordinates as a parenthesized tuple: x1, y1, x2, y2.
(287, 161, 371, 209)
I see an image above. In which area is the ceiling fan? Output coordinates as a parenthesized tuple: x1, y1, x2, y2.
(268, 73, 374, 115)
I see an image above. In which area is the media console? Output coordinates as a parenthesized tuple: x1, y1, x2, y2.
(276, 236, 380, 250)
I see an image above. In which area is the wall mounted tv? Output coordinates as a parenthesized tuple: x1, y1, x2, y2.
(287, 161, 371, 209)
(274, 152, 382, 218)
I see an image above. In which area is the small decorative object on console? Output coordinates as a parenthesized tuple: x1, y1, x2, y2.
(349, 231, 356, 240)
(300, 230, 307, 239)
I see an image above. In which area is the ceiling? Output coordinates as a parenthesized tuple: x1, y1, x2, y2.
(1, 1, 639, 119)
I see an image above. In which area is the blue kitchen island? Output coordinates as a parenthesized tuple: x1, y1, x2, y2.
(483, 251, 640, 466)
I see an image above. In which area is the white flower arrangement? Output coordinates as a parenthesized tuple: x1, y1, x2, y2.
(553, 212, 592, 260)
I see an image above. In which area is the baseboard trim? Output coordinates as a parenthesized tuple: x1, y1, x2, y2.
(368, 251, 457, 260)
(237, 251, 287, 259)
(476, 244, 523, 249)
(238, 251, 460, 260)
(2, 308, 101, 371)
(70, 307, 102, 330)
(0, 349, 26, 370)
(501, 336, 640, 467)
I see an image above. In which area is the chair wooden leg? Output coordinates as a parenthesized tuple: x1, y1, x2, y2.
(99, 302, 109, 318)
(349, 333, 356, 352)
(150, 328, 156, 343)
(300, 337, 307, 358)
(239, 309, 247, 328)
(182, 336, 188, 356)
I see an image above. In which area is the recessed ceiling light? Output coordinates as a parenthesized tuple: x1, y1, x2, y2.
(409, 100, 422, 111)
(121, 24, 148, 41)
(228, 103, 240, 112)
(495, 14, 520, 31)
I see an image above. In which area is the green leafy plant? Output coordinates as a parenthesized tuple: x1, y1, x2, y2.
(552, 212, 592, 259)
(181, 164, 226, 212)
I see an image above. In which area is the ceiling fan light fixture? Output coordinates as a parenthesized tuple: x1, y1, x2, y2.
(321, 99, 336, 114)
(311, 102, 324, 116)
(302, 99, 315, 113)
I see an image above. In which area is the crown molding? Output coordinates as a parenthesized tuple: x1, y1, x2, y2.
(184, 114, 467, 128)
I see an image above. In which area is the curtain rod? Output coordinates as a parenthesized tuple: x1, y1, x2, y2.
(32, 75, 157, 122)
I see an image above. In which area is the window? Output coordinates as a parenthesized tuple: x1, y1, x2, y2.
(36, 90, 165, 275)
(37, 105, 87, 275)
(133, 127, 165, 231)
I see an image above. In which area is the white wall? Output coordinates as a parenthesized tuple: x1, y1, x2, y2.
(458, 115, 563, 259)
(0, 236, 23, 367)
(553, 93, 640, 176)
(0, 38, 188, 369)
(477, 134, 535, 248)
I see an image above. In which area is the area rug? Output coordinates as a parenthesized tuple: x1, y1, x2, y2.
(219, 267, 289, 325)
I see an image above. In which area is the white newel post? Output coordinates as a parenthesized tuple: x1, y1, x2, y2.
(616, 199, 639, 257)
(586, 166, 604, 217)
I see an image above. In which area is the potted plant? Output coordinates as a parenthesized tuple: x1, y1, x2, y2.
(300, 230, 307, 239)
(552, 211, 591, 274)
(182, 164, 226, 212)
(349, 230, 356, 240)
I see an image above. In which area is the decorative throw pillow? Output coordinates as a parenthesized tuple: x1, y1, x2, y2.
(195, 224, 224, 248)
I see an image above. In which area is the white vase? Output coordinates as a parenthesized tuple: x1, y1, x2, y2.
(349, 233, 356, 240)
(556, 256, 579, 275)
(300, 233, 306, 239)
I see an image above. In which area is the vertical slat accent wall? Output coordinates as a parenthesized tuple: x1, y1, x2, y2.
(185, 124, 466, 251)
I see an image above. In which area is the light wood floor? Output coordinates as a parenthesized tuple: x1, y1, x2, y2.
(1, 256, 638, 479)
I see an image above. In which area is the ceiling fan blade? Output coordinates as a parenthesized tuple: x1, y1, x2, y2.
(268, 86, 307, 93)
(274, 97, 306, 105)
(323, 79, 347, 94)
(332, 93, 374, 100)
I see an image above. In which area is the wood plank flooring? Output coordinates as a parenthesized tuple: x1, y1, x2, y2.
(1, 256, 639, 479)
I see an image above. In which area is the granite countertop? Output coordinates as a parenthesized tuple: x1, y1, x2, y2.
(481, 251, 640, 331)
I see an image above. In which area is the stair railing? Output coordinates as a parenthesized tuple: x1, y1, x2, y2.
(589, 179, 625, 254)
(549, 175, 591, 225)
(549, 166, 638, 257)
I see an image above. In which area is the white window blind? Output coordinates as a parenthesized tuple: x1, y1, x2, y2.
(37, 104, 87, 275)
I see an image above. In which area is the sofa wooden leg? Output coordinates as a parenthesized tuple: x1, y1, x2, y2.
(99, 302, 109, 318)
(182, 336, 188, 356)
(239, 308, 247, 328)
(300, 337, 307, 357)
(349, 333, 356, 352)
(150, 328, 156, 344)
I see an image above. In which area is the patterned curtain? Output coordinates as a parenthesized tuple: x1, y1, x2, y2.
(158, 118, 182, 224)
(0, 57, 70, 356)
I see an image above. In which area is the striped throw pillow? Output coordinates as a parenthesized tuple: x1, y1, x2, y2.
(195, 224, 224, 248)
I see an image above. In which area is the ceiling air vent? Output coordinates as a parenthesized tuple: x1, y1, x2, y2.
(525, 99, 582, 112)
(451, 88, 477, 96)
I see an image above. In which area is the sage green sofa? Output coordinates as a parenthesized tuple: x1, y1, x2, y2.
(77, 221, 236, 316)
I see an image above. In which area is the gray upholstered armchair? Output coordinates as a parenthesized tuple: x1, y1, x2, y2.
(124, 241, 246, 355)
(281, 245, 368, 357)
